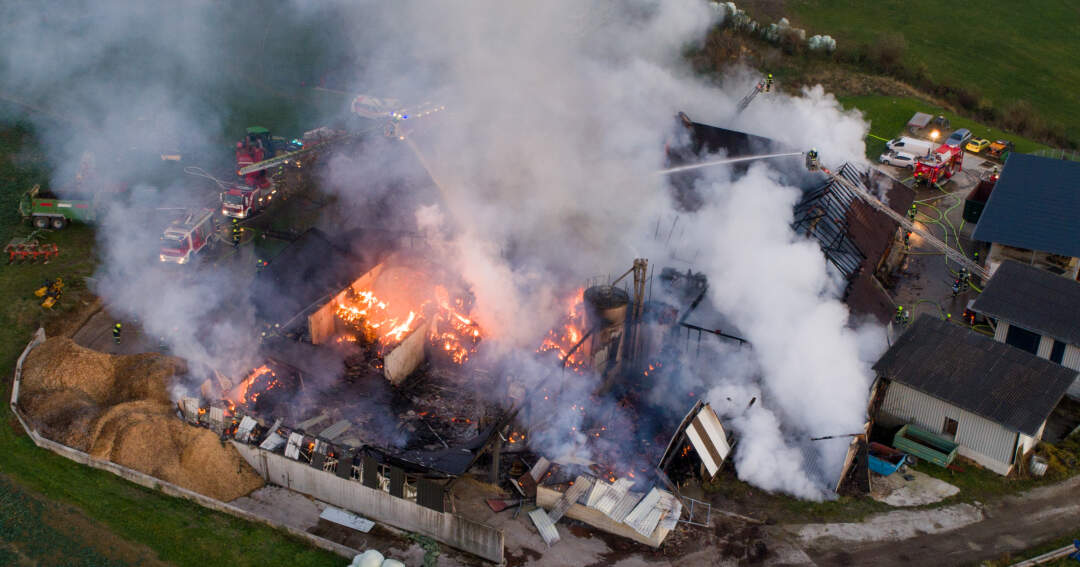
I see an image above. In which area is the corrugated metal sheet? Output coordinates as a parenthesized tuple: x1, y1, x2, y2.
(995, 321, 1009, 342)
(259, 431, 286, 451)
(319, 506, 374, 532)
(547, 476, 592, 523)
(592, 478, 633, 516)
(319, 419, 351, 441)
(658, 493, 682, 530)
(608, 490, 644, 523)
(1038, 336, 1055, 358)
(529, 508, 560, 546)
(624, 488, 662, 534)
(235, 416, 257, 442)
(1064, 344, 1080, 371)
(529, 457, 550, 481)
(284, 432, 305, 460)
(882, 382, 1019, 466)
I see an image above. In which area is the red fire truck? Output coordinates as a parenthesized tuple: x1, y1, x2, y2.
(914, 144, 963, 185)
(159, 209, 218, 264)
(221, 182, 275, 219)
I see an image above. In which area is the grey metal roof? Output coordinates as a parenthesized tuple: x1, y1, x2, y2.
(972, 154, 1080, 258)
(972, 260, 1080, 345)
(873, 315, 1077, 435)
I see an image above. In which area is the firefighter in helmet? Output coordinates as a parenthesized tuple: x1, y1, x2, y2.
(894, 306, 905, 325)
(112, 322, 122, 344)
(806, 148, 819, 171)
(765, 73, 773, 92)
(231, 218, 242, 247)
(907, 203, 917, 221)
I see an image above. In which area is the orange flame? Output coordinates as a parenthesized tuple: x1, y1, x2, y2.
(537, 288, 588, 370)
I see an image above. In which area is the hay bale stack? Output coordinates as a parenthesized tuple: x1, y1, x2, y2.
(19, 337, 263, 502)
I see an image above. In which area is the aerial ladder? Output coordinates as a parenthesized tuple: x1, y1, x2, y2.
(238, 96, 446, 177)
(734, 74, 772, 114)
(656, 146, 989, 280)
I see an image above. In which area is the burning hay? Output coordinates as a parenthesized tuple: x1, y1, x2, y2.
(19, 337, 263, 501)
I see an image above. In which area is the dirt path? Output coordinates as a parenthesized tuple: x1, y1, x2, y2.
(788, 474, 1080, 566)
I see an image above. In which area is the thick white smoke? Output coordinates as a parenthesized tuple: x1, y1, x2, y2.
(321, 1, 886, 499)
(2, 0, 887, 499)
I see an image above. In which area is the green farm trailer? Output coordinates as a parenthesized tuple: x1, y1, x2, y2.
(18, 184, 100, 230)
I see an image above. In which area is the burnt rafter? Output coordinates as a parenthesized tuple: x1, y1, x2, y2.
(792, 163, 869, 279)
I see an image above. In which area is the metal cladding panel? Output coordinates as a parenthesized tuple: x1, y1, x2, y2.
(607, 490, 644, 523)
(882, 382, 1018, 466)
(336, 450, 356, 479)
(390, 466, 405, 498)
(686, 404, 731, 477)
(1037, 336, 1054, 358)
(362, 455, 379, 488)
(994, 321, 1009, 342)
(417, 479, 444, 512)
(529, 508, 560, 546)
(1063, 345, 1080, 371)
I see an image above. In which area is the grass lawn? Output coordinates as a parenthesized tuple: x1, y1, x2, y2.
(783, 0, 1080, 144)
(838, 94, 1052, 160)
(0, 124, 342, 567)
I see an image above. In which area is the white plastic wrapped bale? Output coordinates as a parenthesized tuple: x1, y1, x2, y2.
(350, 549, 383, 567)
(381, 560, 405, 567)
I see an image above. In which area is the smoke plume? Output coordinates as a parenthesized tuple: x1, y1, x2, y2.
(1, 0, 886, 499)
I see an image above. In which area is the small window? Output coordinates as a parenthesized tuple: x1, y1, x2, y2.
(1050, 340, 1066, 364)
(943, 417, 959, 437)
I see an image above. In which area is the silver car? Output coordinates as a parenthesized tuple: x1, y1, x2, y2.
(945, 128, 972, 148)
(879, 150, 917, 169)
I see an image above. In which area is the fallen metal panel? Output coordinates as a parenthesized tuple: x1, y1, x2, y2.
(592, 478, 632, 516)
(547, 476, 593, 523)
(235, 416, 257, 442)
(417, 479, 444, 512)
(284, 432, 304, 460)
(607, 490, 645, 523)
(319, 506, 374, 533)
(319, 419, 351, 441)
(528, 508, 560, 546)
(259, 431, 286, 452)
(686, 403, 731, 477)
(529, 457, 551, 481)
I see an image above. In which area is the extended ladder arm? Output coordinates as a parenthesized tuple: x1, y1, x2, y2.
(820, 166, 989, 280)
(734, 80, 765, 114)
(238, 134, 355, 176)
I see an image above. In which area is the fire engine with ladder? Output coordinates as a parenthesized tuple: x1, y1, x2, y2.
(234, 95, 445, 179)
(159, 208, 219, 264)
(913, 144, 963, 185)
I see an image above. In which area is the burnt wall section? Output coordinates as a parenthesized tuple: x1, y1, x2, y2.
(233, 442, 504, 563)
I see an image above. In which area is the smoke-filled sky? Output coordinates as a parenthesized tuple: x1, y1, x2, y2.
(2, 0, 886, 499)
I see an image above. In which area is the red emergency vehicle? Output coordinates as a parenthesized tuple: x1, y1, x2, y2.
(159, 209, 218, 264)
(914, 144, 963, 185)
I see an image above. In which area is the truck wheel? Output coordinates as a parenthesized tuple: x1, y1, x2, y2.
(33, 216, 49, 229)
(50, 217, 67, 230)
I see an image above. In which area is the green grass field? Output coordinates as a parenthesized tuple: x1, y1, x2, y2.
(838, 94, 1052, 159)
(784, 0, 1080, 145)
(0, 124, 341, 567)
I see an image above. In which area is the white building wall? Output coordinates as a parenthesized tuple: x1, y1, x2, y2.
(881, 382, 1022, 473)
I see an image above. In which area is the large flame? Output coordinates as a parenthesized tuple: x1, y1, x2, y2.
(227, 364, 280, 411)
(336, 283, 483, 363)
(537, 288, 588, 370)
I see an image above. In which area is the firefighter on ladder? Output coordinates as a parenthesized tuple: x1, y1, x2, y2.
(908, 203, 917, 222)
(231, 218, 242, 248)
(765, 73, 773, 92)
(894, 306, 909, 326)
(112, 322, 122, 344)
(805, 148, 819, 171)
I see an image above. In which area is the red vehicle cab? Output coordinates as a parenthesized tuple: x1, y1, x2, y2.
(914, 144, 963, 185)
(159, 209, 218, 264)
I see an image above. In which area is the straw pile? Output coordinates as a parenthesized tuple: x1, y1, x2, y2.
(19, 337, 263, 501)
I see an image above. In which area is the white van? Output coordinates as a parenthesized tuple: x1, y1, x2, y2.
(886, 136, 934, 157)
(879, 150, 918, 169)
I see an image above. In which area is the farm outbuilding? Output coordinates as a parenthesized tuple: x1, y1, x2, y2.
(972, 154, 1080, 279)
(971, 260, 1080, 399)
(871, 316, 1077, 475)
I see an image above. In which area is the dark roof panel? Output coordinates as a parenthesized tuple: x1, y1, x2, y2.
(971, 260, 1080, 345)
(873, 315, 1076, 435)
(972, 154, 1080, 257)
